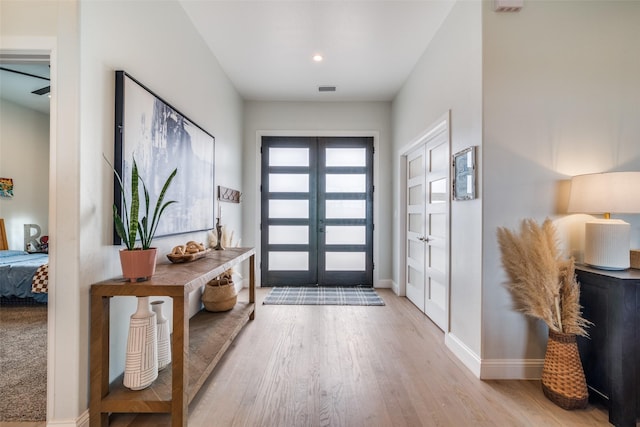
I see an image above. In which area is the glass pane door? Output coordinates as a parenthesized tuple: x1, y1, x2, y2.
(261, 137, 317, 285)
(261, 136, 373, 287)
(318, 138, 373, 285)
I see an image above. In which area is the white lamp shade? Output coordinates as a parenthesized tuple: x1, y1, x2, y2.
(568, 171, 640, 214)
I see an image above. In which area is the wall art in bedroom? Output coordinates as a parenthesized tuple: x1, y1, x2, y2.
(0, 177, 14, 198)
(113, 70, 215, 244)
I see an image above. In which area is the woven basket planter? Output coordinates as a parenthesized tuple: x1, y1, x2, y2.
(541, 330, 588, 410)
(202, 277, 237, 312)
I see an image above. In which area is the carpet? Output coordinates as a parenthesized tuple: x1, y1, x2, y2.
(263, 286, 385, 306)
(0, 304, 47, 421)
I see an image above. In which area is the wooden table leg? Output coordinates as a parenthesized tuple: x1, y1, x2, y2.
(90, 293, 110, 427)
(249, 254, 255, 320)
(171, 295, 188, 427)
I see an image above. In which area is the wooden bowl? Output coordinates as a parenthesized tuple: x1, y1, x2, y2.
(166, 248, 211, 263)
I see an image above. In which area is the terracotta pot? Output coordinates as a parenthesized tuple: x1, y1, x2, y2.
(119, 248, 157, 282)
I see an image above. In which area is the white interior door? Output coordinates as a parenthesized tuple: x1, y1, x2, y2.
(423, 136, 449, 330)
(406, 148, 426, 312)
(405, 124, 450, 331)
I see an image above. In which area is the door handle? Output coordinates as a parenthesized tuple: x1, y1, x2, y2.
(418, 236, 431, 242)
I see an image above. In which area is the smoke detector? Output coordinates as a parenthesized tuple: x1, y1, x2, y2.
(494, 0, 523, 12)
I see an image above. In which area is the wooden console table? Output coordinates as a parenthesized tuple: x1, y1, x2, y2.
(90, 247, 255, 427)
(575, 265, 640, 427)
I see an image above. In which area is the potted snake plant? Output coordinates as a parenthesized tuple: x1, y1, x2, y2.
(111, 157, 177, 282)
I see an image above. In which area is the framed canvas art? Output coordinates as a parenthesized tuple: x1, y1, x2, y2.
(113, 71, 215, 244)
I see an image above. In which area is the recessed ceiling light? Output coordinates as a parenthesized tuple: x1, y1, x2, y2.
(313, 54, 323, 62)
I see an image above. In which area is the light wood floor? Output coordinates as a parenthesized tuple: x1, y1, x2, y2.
(2, 289, 612, 427)
(104, 288, 612, 427)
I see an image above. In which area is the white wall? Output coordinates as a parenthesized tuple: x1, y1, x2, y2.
(0, 99, 49, 249)
(1, 0, 83, 422)
(80, 0, 244, 398)
(391, 0, 483, 367)
(482, 0, 640, 369)
(243, 101, 393, 287)
(392, 0, 640, 380)
(3, 0, 244, 423)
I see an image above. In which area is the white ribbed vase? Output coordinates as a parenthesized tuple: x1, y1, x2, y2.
(151, 300, 171, 371)
(123, 297, 158, 390)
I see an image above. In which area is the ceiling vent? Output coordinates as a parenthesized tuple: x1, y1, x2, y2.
(494, 0, 523, 12)
(318, 86, 336, 93)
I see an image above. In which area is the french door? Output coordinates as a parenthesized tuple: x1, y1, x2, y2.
(261, 136, 374, 287)
(405, 126, 449, 331)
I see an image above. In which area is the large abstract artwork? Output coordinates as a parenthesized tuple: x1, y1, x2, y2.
(114, 71, 215, 244)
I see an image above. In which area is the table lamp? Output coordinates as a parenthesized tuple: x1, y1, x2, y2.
(567, 171, 640, 270)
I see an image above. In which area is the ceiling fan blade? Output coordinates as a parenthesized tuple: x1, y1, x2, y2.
(31, 86, 50, 95)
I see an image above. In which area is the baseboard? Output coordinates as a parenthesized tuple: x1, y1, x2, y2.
(374, 279, 392, 289)
(391, 280, 407, 296)
(234, 276, 246, 292)
(445, 332, 544, 380)
(47, 409, 89, 427)
(445, 332, 481, 378)
(479, 358, 544, 380)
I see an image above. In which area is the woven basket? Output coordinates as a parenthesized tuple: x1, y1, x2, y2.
(202, 277, 237, 312)
(541, 330, 588, 410)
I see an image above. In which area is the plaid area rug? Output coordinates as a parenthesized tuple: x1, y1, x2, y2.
(263, 286, 385, 306)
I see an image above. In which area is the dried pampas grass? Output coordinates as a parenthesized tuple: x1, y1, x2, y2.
(208, 227, 241, 249)
(497, 218, 590, 337)
(558, 258, 591, 336)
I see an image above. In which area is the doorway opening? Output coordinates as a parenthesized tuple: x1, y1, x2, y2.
(0, 51, 51, 422)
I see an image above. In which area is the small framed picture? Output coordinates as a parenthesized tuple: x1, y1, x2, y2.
(0, 177, 14, 198)
(452, 147, 476, 201)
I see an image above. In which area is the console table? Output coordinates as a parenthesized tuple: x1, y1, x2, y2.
(90, 247, 255, 427)
(575, 265, 640, 427)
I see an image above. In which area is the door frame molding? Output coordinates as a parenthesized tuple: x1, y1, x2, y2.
(1, 38, 58, 423)
(397, 112, 451, 327)
(254, 130, 380, 288)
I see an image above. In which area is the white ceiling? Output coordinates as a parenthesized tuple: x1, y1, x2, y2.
(180, 0, 456, 101)
(0, 1, 456, 114)
(0, 62, 51, 115)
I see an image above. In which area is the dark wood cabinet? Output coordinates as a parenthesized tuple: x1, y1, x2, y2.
(575, 266, 640, 427)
